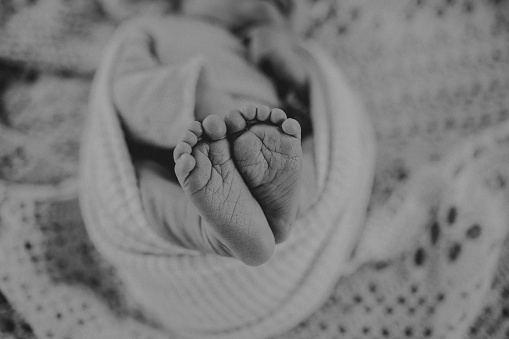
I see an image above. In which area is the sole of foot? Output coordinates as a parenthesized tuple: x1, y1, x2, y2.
(225, 105, 302, 243)
(174, 115, 275, 266)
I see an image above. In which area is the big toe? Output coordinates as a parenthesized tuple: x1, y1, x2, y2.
(202, 115, 227, 141)
(282, 118, 301, 138)
(225, 109, 248, 134)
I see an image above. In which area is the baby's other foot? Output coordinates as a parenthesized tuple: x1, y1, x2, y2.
(225, 106, 302, 243)
(174, 115, 275, 266)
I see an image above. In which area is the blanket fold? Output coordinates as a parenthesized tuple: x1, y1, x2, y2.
(79, 24, 376, 339)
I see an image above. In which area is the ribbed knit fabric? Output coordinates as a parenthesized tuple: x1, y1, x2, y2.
(79, 25, 376, 339)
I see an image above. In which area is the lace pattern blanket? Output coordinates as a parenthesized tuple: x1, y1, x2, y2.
(1, 0, 509, 338)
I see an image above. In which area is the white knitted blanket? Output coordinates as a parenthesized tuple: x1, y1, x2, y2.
(80, 23, 375, 338)
(1, 1, 509, 339)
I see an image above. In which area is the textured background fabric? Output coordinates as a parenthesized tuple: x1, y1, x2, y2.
(1, 0, 509, 338)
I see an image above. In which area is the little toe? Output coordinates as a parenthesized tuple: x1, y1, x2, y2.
(173, 141, 192, 162)
(256, 106, 271, 122)
(270, 108, 287, 124)
(202, 115, 227, 141)
(225, 109, 248, 134)
(175, 153, 196, 181)
(282, 118, 301, 138)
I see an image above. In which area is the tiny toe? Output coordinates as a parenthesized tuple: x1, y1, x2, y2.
(181, 130, 198, 146)
(225, 109, 248, 134)
(270, 108, 287, 124)
(202, 115, 227, 141)
(256, 106, 271, 121)
(175, 153, 196, 177)
(187, 121, 203, 137)
(243, 105, 257, 120)
(282, 118, 301, 137)
(173, 142, 192, 162)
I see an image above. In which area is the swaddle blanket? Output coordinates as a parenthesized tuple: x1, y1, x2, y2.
(2, 1, 509, 339)
(80, 21, 376, 338)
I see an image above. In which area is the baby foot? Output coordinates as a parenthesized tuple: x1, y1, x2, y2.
(225, 106, 302, 243)
(174, 115, 275, 266)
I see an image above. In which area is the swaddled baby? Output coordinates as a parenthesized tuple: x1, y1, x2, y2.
(112, 0, 315, 265)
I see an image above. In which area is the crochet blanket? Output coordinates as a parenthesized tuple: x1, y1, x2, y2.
(1, 0, 509, 338)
